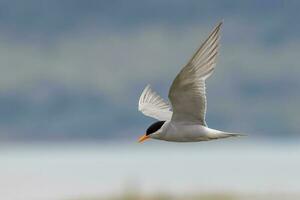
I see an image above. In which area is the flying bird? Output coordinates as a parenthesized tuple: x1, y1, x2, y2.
(138, 22, 243, 143)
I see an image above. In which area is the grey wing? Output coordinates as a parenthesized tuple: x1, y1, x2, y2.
(138, 84, 172, 121)
(168, 22, 222, 126)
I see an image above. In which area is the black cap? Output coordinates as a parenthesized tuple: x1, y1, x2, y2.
(146, 121, 165, 135)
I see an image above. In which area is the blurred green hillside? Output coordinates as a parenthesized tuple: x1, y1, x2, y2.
(1, 0, 300, 142)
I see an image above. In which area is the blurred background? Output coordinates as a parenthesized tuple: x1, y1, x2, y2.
(1, 0, 300, 200)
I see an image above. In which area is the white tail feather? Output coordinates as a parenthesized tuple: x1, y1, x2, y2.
(221, 132, 246, 138)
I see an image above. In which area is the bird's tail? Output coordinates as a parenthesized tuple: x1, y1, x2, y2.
(208, 129, 246, 140)
(221, 132, 246, 138)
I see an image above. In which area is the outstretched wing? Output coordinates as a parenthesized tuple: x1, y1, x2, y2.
(138, 85, 172, 121)
(168, 22, 222, 126)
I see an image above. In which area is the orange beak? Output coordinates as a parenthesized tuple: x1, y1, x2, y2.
(138, 134, 150, 143)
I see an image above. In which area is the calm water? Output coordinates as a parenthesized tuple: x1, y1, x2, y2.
(1, 140, 300, 200)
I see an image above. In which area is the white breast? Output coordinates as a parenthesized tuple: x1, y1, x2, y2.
(155, 121, 218, 142)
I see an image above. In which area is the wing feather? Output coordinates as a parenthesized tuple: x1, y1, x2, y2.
(139, 85, 172, 121)
(168, 22, 222, 126)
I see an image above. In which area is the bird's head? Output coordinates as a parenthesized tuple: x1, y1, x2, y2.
(138, 121, 165, 143)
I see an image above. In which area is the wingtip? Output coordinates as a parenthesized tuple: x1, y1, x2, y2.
(145, 84, 151, 89)
(139, 84, 151, 107)
(216, 20, 223, 29)
(143, 84, 151, 93)
(208, 21, 223, 37)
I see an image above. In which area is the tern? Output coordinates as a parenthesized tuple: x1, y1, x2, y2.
(138, 22, 243, 143)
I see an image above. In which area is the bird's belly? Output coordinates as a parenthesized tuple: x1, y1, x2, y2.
(162, 123, 211, 142)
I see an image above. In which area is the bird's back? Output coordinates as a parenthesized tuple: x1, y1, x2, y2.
(157, 121, 212, 142)
(156, 121, 240, 142)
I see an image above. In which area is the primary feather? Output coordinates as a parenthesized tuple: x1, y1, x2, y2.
(168, 22, 222, 126)
(138, 84, 172, 121)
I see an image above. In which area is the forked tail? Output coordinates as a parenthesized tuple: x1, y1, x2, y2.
(221, 132, 246, 138)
